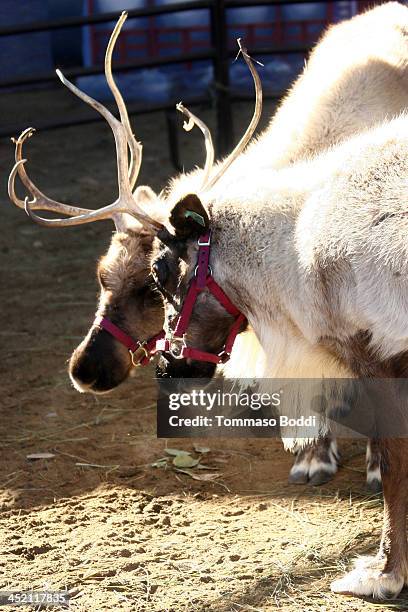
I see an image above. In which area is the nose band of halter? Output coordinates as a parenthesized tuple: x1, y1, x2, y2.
(94, 315, 164, 366)
(157, 231, 247, 364)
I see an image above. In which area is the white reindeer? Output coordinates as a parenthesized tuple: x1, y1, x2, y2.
(148, 108, 408, 599)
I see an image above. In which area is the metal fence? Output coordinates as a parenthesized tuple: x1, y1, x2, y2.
(0, 0, 384, 158)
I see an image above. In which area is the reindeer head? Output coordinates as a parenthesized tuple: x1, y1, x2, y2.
(8, 13, 166, 393)
(151, 190, 251, 380)
(70, 220, 163, 393)
(8, 13, 261, 392)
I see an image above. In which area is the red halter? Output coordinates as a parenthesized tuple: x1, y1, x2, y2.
(94, 315, 164, 366)
(157, 231, 247, 364)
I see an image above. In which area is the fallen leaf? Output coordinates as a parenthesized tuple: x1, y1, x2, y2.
(172, 455, 199, 468)
(175, 468, 220, 481)
(191, 473, 220, 482)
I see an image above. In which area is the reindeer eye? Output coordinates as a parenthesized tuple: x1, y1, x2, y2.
(152, 258, 168, 288)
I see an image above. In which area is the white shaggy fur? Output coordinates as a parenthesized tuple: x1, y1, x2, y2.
(166, 1, 408, 381)
(197, 114, 408, 366)
(163, 112, 408, 601)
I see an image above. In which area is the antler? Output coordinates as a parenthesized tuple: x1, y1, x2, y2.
(8, 12, 159, 232)
(104, 11, 142, 191)
(8, 127, 92, 217)
(177, 38, 263, 192)
(176, 102, 214, 189)
(207, 39, 262, 189)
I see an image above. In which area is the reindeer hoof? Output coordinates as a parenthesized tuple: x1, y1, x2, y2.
(366, 466, 382, 493)
(331, 557, 404, 599)
(288, 467, 309, 484)
(288, 452, 338, 486)
(308, 469, 334, 486)
(366, 476, 382, 493)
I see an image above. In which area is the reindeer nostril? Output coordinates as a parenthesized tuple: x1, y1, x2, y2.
(69, 351, 97, 386)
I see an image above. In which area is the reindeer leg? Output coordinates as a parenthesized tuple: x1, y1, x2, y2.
(331, 438, 408, 599)
(288, 434, 340, 485)
(366, 438, 382, 493)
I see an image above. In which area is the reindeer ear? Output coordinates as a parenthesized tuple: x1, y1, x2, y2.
(170, 194, 210, 239)
(133, 185, 157, 205)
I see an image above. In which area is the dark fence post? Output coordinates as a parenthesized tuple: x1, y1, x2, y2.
(211, 0, 233, 156)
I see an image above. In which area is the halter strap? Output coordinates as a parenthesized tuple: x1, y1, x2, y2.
(158, 231, 247, 364)
(94, 315, 164, 366)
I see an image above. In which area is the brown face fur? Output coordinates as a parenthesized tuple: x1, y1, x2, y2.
(69, 230, 164, 393)
(151, 195, 247, 379)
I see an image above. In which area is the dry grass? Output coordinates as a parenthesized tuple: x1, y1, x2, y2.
(1, 482, 400, 612)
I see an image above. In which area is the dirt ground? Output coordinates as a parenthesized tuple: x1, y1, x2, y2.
(1, 88, 407, 611)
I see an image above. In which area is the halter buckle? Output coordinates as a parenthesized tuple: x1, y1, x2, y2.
(197, 235, 211, 246)
(129, 342, 149, 367)
(219, 351, 231, 364)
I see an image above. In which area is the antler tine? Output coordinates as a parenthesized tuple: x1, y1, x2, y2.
(105, 11, 142, 191)
(24, 195, 163, 231)
(205, 39, 263, 191)
(176, 102, 214, 189)
(8, 128, 92, 216)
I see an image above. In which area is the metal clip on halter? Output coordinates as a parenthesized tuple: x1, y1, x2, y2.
(168, 335, 188, 360)
(94, 315, 164, 367)
(129, 342, 149, 367)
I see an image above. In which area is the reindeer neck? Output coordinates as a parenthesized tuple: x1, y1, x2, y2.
(207, 177, 307, 322)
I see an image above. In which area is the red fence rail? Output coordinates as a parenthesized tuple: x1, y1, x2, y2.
(90, 17, 334, 64)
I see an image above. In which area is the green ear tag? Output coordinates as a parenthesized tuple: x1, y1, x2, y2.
(185, 210, 206, 226)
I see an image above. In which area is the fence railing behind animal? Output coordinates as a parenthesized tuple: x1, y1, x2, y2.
(0, 0, 383, 155)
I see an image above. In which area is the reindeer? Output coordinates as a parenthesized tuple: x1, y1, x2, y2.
(8, 3, 408, 489)
(146, 100, 408, 598)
